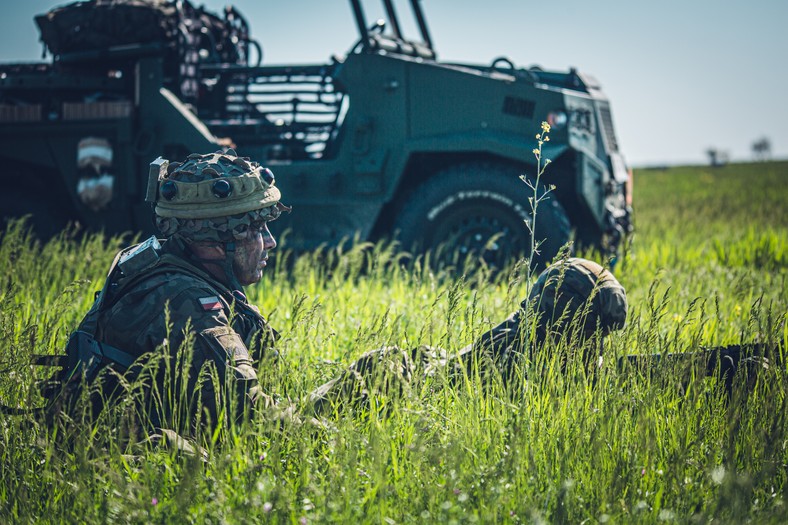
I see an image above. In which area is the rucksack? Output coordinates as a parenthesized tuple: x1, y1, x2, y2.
(0, 238, 158, 423)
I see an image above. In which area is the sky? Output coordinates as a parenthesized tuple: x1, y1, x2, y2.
(1, 0, 786, 167)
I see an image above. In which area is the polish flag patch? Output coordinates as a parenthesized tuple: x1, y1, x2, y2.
(199, 296, 223, 311)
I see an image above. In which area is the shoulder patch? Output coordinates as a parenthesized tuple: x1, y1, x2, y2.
(199, 326, 252, 364)
(199, 296, 223, 311)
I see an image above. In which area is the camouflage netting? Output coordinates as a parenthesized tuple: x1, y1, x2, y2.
(35, 0, 245, 63)
(527, 257, 627, 336)
(155, 205, 283, 242)
(152, 151, 284, 242)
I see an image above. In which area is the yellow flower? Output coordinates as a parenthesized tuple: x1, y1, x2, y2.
(672, 313, 683, 323)
(541, 121, 551, 133)
(532, 148, 540, 155)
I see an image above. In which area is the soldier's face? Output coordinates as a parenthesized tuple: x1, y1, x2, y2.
(233, 222, 277, 285)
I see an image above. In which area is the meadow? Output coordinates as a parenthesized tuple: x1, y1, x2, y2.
(0, 160, 786, 523)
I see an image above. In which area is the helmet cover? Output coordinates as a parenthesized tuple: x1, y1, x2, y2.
(151, 150, 284, 242)
(526, 258, 627, 336)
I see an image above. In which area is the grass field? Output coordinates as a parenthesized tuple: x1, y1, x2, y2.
(1, 161, 786, 523)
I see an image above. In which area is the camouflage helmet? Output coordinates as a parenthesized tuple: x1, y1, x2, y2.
(146, 150, 283, 242)
(527, 258, 627, 336)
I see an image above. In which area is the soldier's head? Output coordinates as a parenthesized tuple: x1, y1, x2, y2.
(148, 150, 287, 289)
(527, 257, 627, 349)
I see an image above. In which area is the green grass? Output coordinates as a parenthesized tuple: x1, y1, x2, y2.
(1, 161, 787, 523)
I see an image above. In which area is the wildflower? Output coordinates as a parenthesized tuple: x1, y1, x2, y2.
(151, 497, 158, 506)
(672, 313, 683, 323)
(532, 149, 540, 156)
(263, 502, 273, 513)
(299, 517, 308, 525)
(541, 121, 551, 133)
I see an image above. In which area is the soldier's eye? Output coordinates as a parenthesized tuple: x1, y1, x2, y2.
(267, 207, 282, 221)
(249, 220, 273, 234)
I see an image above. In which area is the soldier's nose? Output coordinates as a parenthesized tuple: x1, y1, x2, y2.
(262, 224, 277, 250)
(265, 235, 277, 251)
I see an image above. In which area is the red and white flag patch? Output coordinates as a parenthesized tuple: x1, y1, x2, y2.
(199, 296, 223, 311)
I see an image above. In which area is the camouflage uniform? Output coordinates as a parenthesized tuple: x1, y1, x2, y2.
(95, 235, 277, 430)
(59, 150, 285, 433)
(309, 257, 628, 412)
(465, 257, 628, 371)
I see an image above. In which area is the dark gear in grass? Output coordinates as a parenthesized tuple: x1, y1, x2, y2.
(39, 150, 627, 437)
(468, 257, 627, 363)
(458, 257, 627, 379)
(309, 257, 628, 412)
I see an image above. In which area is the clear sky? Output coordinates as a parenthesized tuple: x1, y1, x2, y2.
(1, 0, 786, 167)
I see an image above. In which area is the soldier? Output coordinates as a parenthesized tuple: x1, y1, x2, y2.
(45, 150, 286, 434)
(471, 256, 628, 376)
(309, 256, 627, 411)
(43, 150, 627, 437)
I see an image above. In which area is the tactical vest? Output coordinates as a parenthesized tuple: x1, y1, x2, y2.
(6, 236, 275, 424)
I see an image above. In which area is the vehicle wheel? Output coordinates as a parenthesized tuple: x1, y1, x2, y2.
(392, 162, 570, 271)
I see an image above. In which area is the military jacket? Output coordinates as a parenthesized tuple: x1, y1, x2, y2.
(93, 236, 276, 431)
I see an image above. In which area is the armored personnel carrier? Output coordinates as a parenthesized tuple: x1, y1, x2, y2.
(0, 0, 631, 267)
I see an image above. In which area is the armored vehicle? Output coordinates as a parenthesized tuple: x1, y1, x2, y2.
(0, 0, 631, 268)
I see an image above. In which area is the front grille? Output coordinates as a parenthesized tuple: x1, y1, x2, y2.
(597, 102, 618, 152)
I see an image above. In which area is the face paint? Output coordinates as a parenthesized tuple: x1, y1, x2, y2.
(232, 222, 277, 285)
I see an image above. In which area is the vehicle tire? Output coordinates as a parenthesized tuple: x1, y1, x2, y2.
(392, 162, 570, 271)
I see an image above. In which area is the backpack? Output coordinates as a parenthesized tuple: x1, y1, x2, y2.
(2, 235, 272, 426)
(0, 238, 158, 423)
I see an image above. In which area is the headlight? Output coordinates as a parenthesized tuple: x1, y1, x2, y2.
(547, 111, 568, 129)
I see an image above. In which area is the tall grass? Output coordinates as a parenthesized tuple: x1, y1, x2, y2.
(1, 161, 787, 523)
